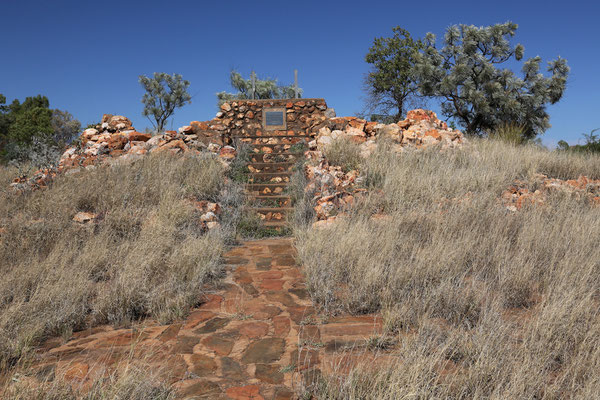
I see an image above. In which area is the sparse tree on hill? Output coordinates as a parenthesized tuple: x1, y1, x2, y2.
(414, 22, 569, 138)
(139, 72, 191, 132)
(364, 26, 424, 121)
(51, 109, 81, 145)
(216, 70, 301, 106)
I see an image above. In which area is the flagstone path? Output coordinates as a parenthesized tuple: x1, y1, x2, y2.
(30, 239, 390, 399)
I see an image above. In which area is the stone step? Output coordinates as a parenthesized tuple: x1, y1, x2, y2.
(249, 162, 295, 168)
(233, 135, 311, 139)
(248, 197, 292, 208)
(246, 183, 288, 197)
(250, 153, 300, 163)
(262, 220, 288, 227)
(246, 183, 288, 189)
(250, 207, 294, 213)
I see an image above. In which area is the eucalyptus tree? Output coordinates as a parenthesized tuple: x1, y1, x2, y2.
(139, 72, 191, 132)
(216, 70, 301, 106)
(364, 26, 424, 121)
(414, 22, 569, 138)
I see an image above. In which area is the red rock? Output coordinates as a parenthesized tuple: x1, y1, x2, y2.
(191, 120, 210, 131)
(180, 125, 194, 134)
(259, 279, 285, 290)
(201, 335, 234, 356)
(63, 362, 88, 381)
(272, 316, 290, 336)
(188, 354, 217, 377)
(239, 322, 270, 338)
(424, 129, 441, 140)
(128, 131, 151, 142)
(107, 134, 128, 150)
(225, 384, 264, 400)
(219, 146, 237, 159)
(73, 212, 97, 224)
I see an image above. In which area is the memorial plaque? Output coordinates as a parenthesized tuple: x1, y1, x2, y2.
(265, 111, 284, 126)
(262, 108, 286, 130)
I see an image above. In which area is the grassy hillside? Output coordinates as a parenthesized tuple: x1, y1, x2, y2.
(0, 154, 241, 371)
(293, 139, 600, 398)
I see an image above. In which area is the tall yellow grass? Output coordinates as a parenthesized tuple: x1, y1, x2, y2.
(293, 139, 600, 398)
(0, 154, 238, 370)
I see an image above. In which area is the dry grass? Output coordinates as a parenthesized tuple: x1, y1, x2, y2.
(293, 139, 600, 398)
(3, 354, 174, 399)
(0, 153, 240, 370)
(323, 137, 362, 173)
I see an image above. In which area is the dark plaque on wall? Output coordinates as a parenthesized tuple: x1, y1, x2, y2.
(262, 108, 286, 130)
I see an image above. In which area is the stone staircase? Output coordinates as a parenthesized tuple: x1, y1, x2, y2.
(236, 134, 310, 228)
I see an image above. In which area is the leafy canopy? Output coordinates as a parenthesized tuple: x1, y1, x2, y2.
(414, 22, 569, 137)
(216, 71, 301, 106)
(364, 26, 424, 121)
(139, 72, 191, 132)
(0, 94, 81, 164)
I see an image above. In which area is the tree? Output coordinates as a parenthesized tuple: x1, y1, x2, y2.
(557, 128, 600, 153)
(139, 72, 191, 132)
(216, 71, 301, 106)
(51, 109, 81, 145)
(414, 22, 569, 138)
(364, 26, 424, 121)
(0, 94, 81, 164)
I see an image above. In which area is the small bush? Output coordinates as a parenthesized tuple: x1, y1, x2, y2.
(323, 137, 362, 172)
(488, 121, 528, 145)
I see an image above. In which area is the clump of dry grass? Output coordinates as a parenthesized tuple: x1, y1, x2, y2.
(323, 137, 362, 173)
(293, 139, 600, 398)
(3, 356, 175, 400)
(0, 153, 239, 370)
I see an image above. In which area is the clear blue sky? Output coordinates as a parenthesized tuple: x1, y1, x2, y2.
(1, 0, 598, 147)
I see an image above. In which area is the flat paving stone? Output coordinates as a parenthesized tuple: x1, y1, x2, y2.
(188, 353, 217, 377)
(28, 238, 393, 399)
(255, 363, 284, 384)
(241, 338, 286, 364)
(194, 317, 231, 334)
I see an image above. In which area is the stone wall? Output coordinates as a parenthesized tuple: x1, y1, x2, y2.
(181, 99, 331, 145)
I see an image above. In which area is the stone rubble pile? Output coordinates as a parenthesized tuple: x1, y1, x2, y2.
(11, 114, 236, 192)
(304, 160, 365, 228)
(309, 109, 465, 157)
(502, 174, 600, 211)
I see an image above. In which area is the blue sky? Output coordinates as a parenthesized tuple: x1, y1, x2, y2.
(1, 0, 598, 147)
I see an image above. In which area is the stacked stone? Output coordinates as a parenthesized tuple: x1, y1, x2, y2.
(209, 99, 330, 139)
(502, 174, 600, 211)
(311, 109, 465, 157)
(11, 114, 236, 192)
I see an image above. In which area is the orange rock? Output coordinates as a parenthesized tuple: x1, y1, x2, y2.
(73, 212, 97, 224)
(128, 131, 151, 142)
(64, 362, 89, 381)
(424, 129, 441, 140)
(239, 322, 270, 338)
(225, 384, 264, 400)
(107, 134, 128, 150)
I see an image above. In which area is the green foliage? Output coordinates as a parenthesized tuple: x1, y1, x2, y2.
(139, 72, 191, 132)
(5, 95, 53, 146)
(557, 128, 600, 153)
(216, 70, 301, 106)
(488, 122, 528, 145)
(414, 22, 569, 138)
(51, 109, 81, 145)
(0, 94, 79, 164)
(365, 26, 424, 121)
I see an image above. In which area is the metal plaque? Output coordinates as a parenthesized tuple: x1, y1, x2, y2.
(262, 108, 286, 131)
(265, 111, 284, 126)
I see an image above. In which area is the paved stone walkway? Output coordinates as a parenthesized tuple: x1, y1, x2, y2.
(31, 239, 388, 399)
